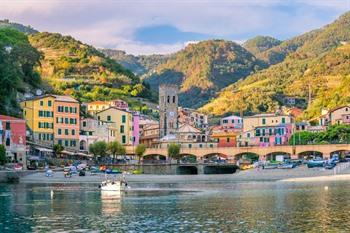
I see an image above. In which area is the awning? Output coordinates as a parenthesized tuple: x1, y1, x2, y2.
(61, 150, 75, 156)
(75, 152, 93, 158)
(34, 147, 53, 153)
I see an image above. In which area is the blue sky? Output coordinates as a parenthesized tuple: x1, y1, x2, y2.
(0, 0, 349, 55)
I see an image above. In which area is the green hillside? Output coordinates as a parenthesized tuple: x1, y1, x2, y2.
(143, 40, 265, 108)
(0, 19, 38, 34)
(243, 36, 282, 57)
(29, 32, 154, 107)
(201, 11, 350, 120)
(101, 49, 169, 76)
(0, 28, 41, 115)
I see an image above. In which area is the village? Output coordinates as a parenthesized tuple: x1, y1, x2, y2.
(0, 84, 349, 172)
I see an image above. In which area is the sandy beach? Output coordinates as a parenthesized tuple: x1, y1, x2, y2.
(19, 165, 350, 184)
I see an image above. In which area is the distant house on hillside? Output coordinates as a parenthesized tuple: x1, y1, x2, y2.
(319, 105, 350, 126)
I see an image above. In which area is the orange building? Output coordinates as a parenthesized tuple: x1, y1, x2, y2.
(210, 126, 241, 147)
(54, 96, 80, 150)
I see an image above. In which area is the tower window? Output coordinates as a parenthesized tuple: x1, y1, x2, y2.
(167, 96, 170, 103)
(173, 96, 175, 103)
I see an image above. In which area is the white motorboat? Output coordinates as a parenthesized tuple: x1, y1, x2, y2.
(100, 173, 128, 191)
(100, 180, 124, 191)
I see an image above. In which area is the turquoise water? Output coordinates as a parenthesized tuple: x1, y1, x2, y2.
(1, 181, 350, 232)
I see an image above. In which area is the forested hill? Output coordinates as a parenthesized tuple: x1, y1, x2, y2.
(101, 49, 169, 76)
(28, 32, 154, 106)
(243, 36, 282, 58)
(201, 11, 350, 120)
(0, 28, 41, 115)
(142, 40, 265, 108)
(0, 19, 38, 34)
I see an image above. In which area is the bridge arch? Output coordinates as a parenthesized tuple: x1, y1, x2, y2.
(265, 152, 291, 162)
(203, 153, 228, 163)
(178, 154, 197, 163)
(233, 152, 259, 164)
(143, 154, 167, 164)
(176, 166, 198, 175)
(298, 151, 323, 160)
(330, 150, 350, 159)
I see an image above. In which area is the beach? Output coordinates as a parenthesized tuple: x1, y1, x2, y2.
(19, 164, 350, 184)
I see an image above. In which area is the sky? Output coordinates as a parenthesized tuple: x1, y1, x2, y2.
(0, 0, 349, 55)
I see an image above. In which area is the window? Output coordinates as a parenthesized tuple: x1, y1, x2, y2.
(282, 117, 286, 124)
(107, 115, 111, 121)
(40, 101, 43, 106)
(209, 144, 213, 148)
(58, 139, 62, 145)
(65, 106, 68, 112)
(226, 138, 230, 143)
(122, 135, 126, 144)
(70, 107, 73, 113)
(5, 122, 10, 130)
(48, 100, 52, 107)
(255, 129, 260, 136)
(173, 96, 175, 103)
(247, 133, 251, 138)
(65, 140, 68, 147)
(199, 144, 203, 148)
(260, 137, 263, 142)
(58, 129, 62, 135)
(232, 119, 235, 123)
(72, 129, 75, 135)
(262, 118, 266, 125)
(65, 129, 69, 135)
(122, 115, 126, 123)
(120, 125, 124, 133)
(83, 121, 87, 127)
(189, 144, 192, 148)
(65, 118, 68, 124)
(167, 96, 170, 103)
(223, 120, 228, 124)
(269, 128, 273, 135)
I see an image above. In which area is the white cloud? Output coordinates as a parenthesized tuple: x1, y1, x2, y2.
(0, 0, 348, 54)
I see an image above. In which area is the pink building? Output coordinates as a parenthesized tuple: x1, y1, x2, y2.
(132, 112, 140, 145)
(220, 115, 243, 129)
(0, 115, 27, 165)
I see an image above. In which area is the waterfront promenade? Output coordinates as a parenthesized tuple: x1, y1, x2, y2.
(19, 164, 350, 184)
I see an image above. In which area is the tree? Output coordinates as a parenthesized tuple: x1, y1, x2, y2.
(53, 144, 64, 157)
(108, 141, 125, 159)
(135, 144, 146, 164)
(0, 145, 6, 165)
(168, 143, 180, 163)
(89, 141, 108, 161)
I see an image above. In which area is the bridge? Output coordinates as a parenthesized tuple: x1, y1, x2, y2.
(142, 144, 350, 161)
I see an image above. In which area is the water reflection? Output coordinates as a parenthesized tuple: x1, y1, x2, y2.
(2, 181, 350, 232)
(101, 191, 121, 215)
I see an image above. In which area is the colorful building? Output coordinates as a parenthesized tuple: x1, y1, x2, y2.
(319, 106, 350, 126)
(95, 107, 135, 145)
(0, 115, 26, 165)
(210, 115, 242, 147)
(20, 95, 80, 151)
(140, 123, 159, 147)
(239, 113, 294, 147)
(178, 107, 208, 129)
(79, 117, 112, 152)
(85, 99, 128, 116)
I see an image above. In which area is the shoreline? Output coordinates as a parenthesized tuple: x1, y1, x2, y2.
(15, 165, 350, 185)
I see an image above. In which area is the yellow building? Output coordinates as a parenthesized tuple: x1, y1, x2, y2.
(20, 95, 80, 150)
(85, 99, 128, 116)
(95, 107, 134, 145)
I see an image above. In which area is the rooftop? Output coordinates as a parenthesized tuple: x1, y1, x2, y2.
(0, 115, 25, 121)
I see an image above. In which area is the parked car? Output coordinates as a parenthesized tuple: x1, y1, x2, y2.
(307, 159, 325, 168)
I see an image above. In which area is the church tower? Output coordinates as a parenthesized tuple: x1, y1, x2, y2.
(159, 84, 179, 138)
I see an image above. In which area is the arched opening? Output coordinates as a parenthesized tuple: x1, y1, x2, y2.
(201, 135, 206, 142)
(234, 152, 260, 164)
(204, 165, 238, 174)
(176, 166, 198, 175)
(298, 151, 323, 160)
(80, 140, 87, 151)
(265, 152, 291, 162)
(143, 154, 167, 164)
(330, 150, 350, 161)
(203, 153, 228, 164)
(179, 154, 197, 163)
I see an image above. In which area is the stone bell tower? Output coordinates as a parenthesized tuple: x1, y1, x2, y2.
(159, 84, 179, 138)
